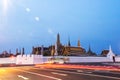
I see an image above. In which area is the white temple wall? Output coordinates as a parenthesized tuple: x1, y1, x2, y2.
(16, 55, 34, 65)
(34, 56, 114, 63)
(42, 56, 53, 63)
(3, 55, 117, 65)
(16, 55, 47, 65)
(115, 57, 120, 62)
(15, 55, 115, 65)
(0, 57, 16, 64)
(33, 55, 43, 64)
(67, 57, 113, 63)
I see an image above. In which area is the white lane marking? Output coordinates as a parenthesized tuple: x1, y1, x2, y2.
(51, 72, 68, 76)
(77, 70, 92, 73)
(33, 68, 120, 80)
(14, 69, 62, 80)
(18, 75, 29, 80)
(77, 70, 84, 72)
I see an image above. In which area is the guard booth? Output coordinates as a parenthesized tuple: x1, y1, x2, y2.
(107, 46, 116, 62)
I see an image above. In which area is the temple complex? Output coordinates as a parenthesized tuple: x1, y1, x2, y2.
(32, 33, 96, 56)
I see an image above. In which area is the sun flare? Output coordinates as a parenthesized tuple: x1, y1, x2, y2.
(2, 0, 11, 14)
(3, 0, 8, 11)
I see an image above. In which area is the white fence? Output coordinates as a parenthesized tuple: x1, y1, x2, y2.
(115, 57, 120, 62)
(0, 57, 16, 64)
(16, 55, 33, 65)
(16, 55, 43, 65)
(67, 57, 113, 63)
(0, 55, 120, 65)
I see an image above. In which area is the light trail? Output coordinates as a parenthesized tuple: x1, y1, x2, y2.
(34, 67, 120, 80)
(14, 68, 62, 80)
(35, 64, 120, 72)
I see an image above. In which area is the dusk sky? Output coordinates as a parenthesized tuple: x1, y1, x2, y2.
(0, 0, 120, 54)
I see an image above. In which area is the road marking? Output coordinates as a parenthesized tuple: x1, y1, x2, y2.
(34, 68, 120, 80)
(77, 70, 84, 72)
(18, 75, 29, 80)
(51, 72, 68, 76)
(14, 69, 62, 80)
(77, 70, 92, 73)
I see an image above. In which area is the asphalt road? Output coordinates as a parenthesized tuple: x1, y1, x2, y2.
(0, 65, 120, 80)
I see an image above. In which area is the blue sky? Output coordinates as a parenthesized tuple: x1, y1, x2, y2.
(0, 0, 120, 54)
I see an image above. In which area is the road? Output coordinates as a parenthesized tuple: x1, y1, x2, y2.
(0, 65, 120, 80)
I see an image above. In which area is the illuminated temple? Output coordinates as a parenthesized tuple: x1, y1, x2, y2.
(32, 33, 96, 56)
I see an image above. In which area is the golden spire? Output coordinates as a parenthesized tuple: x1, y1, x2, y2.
(68, 36, 71, 47)
(36, 47, 39, 55)
(57, 33, 61, 46)
(51, 45, 54, 56)
(78, 39, 80, 47)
